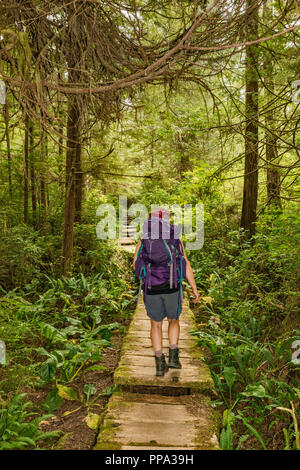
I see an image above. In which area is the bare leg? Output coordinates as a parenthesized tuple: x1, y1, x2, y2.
(168, 318, 180, 345)
(167, 319, 181, 368)
(150, 319, 168, 376)
(150, 319, 163, 352)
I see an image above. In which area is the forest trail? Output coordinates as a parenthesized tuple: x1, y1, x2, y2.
(94, 295, 219, 450)
(117, 218, 136, 253)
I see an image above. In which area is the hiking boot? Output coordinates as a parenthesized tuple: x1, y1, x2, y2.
(168, 347, 182, 369)
(155, 354, 169, 376)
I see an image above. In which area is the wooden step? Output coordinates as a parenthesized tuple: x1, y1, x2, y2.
(94, 392, 219, 450)
(117, 237, 136, 245)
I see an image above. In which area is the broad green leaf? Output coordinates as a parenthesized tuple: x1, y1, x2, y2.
(220, 424, 233, 450)
(222, 408, 235, 427)
(36, 347, 51, 358)
(241, 383, 268, 398)
(39, 359, 57, 383)
(223, 366, 237, 390)
(43, 389, 62, 412)
(83, 383, 97, 401)
(57, 385, 79, 401)
(85, 413, 100, 430)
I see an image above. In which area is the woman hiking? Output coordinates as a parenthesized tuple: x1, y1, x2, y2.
(133, 209, 200, 377)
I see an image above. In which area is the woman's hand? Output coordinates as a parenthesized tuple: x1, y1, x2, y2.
(181, 243, 200, 304)
(191, 289, 200, 303)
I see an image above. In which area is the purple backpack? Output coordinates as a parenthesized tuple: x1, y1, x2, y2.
(134, 217, 186, 315)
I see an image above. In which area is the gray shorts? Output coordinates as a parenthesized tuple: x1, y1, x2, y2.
(144, 289, 184, 322)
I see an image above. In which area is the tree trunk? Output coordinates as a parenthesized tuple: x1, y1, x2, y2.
(58, 80, 65, 196)
(24, 113, 29, 224)
(241, 0, 259, 237)
(263, 3, 281, 209)
(40, 179, 46, 211)
(266, 139, 281, 207)
(180, 153, 191, 178)
(58, 130, 64, 195)
(61, 97, 80, 276)
(265, 101, 281, 208)
(83, 133, 90, 212)
(61, 7, 84, 275)
(84, 173, 89, 209)
(40, 129, 48, 216)
(74, 139, 82, 223)
(29, 121, 37, 224)
(3, 101, 12, 200)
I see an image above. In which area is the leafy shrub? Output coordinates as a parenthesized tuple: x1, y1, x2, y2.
(0, 225, 46, 290)
(190, 207, 300, 449)
(36, 315, 124, 384)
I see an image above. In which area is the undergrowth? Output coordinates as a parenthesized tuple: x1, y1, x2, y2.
(189, 208, 300, 450)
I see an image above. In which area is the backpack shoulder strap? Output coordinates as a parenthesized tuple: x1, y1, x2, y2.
(162, 238, 174, 288)
(136, 241, 144, 260)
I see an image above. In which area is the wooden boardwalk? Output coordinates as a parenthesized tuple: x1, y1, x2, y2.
(117, 218, 136, 253)
(94, 296, 220, 450)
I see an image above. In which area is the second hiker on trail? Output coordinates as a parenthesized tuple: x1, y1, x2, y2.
(133, 209, 200, 377)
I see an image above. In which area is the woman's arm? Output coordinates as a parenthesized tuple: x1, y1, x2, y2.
(132, 239, 142, 270)
(180, 242, 200, 303)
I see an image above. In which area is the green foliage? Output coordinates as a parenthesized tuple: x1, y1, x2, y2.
(0, 225, 46, 290)
(0, 239, 135, 448)
(35, 314, 121, 384)
(42, 389, 63, 413)
(0, 274, 130, 391)
(0, 248, 135, 401)
(191, 207, 300, 450)
(0, 393, 60, 450)
(0, 220, 136, 293)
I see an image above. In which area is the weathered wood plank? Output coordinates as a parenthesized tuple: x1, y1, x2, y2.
(94, 392, 219, 450)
